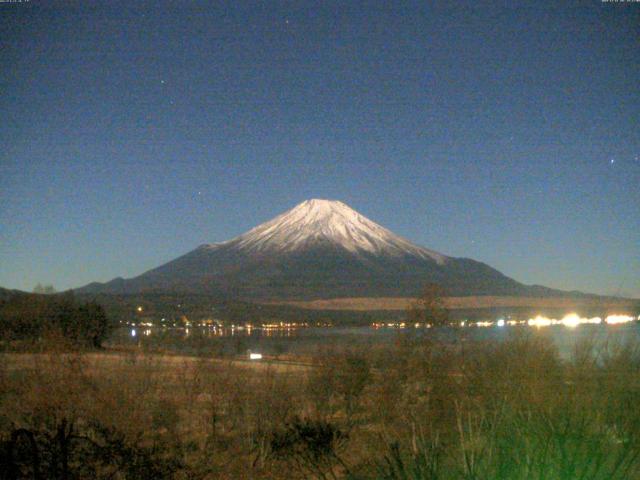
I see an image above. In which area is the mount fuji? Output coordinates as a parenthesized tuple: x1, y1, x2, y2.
(78, 199, 556, 300)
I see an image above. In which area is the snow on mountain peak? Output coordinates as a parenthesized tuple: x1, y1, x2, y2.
(220, 199, 447, 264)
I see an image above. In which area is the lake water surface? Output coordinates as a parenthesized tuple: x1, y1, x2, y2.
(111, 322, 640, 360)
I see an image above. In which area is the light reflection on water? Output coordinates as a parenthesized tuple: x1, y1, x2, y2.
(113, 322, 640, 359)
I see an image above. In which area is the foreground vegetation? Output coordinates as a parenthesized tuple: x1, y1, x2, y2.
(2, 330, 640, 479)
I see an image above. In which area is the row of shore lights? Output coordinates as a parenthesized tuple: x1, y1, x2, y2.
(376, 314, 638, 329)
(135, 305, 636, 330)
(470, 314, 637, 328)
(525, 313, 637, 328)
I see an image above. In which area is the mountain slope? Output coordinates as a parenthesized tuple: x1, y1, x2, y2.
(78, 199, 558, 299)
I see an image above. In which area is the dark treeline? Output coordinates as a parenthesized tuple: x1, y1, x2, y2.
(0, 291, 112, 348)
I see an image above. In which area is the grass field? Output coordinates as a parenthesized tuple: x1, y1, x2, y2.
(1, 351, 311, 375)
(3, 330, 640, 479)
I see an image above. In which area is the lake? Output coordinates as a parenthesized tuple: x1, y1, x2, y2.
(110, 320, 640, 360)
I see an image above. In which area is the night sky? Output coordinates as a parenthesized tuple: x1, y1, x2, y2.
(1, 1, 638, 297)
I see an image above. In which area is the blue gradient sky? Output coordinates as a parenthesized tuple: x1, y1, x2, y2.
(1, 1, 638, 297)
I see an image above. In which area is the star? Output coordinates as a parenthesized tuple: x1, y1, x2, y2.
(160, 79, 166, 85)
(610, 158, 615, 165)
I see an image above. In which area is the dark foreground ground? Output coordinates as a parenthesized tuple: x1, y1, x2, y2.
(3, 330, 640, 479)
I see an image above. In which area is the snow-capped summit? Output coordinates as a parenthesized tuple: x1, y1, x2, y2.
(213, 199, 446, 263)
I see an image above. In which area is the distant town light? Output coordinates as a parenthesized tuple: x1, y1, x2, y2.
(131, 329, 136, 337)
(561, 313, 581, 328)
(136, 306, 143, 312)
(605, 314, 635, 325)
(528, 314, 604, 328)
(249, 353, 263, 360)
(497, 319, 505, 327)
(528, 315, 552, 327)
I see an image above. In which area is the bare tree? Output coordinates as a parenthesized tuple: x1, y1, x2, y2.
(406, 283, 449, 328)
(33, 284, 56, 294)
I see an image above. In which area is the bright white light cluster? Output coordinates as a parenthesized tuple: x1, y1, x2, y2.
(527, 316, 555, 327)
(528, 314, 602, 328)
(526, 313, 637, 328)
(605, 314, 636, 325)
